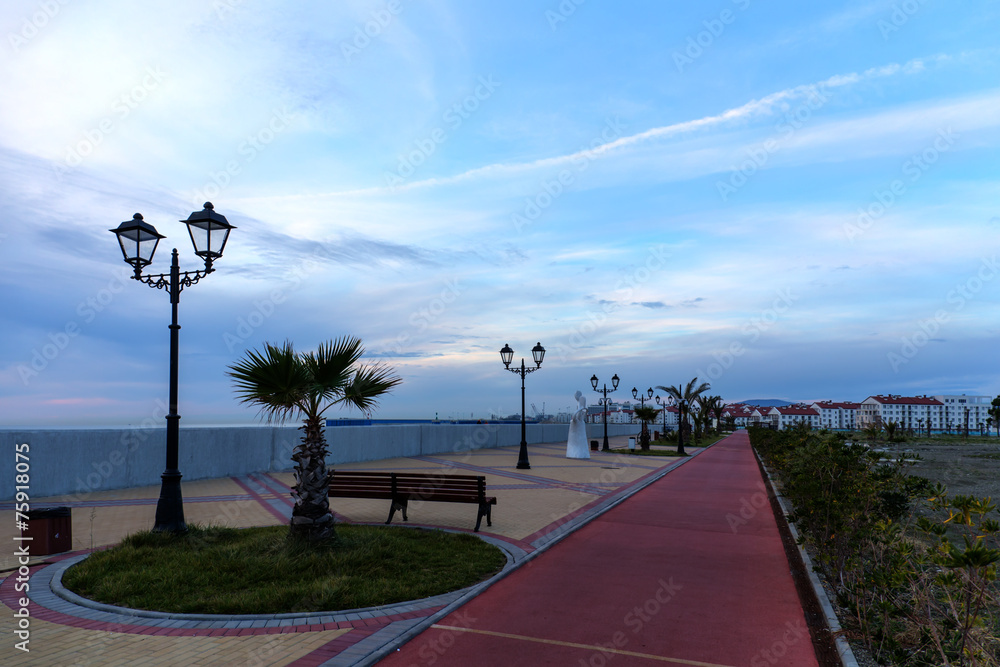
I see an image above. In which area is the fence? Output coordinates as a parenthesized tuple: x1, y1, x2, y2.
(0, 422, 640, 499)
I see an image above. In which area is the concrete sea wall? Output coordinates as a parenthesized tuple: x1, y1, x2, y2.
(0, 422, 639, 500)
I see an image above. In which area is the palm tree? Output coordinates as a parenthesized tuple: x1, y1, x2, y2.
(883, 420, 898, 442)
(700, 395, 725, 435)
(228, 338, 401, 542)
(633, 405, 660, 451)
(657, 377, 710, 456)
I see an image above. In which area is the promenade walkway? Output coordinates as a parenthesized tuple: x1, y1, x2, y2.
(0, 432, 829, 666)
(380, 430, 819, 666)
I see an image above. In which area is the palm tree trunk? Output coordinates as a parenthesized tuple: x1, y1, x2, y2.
(289, 416, 336, 541)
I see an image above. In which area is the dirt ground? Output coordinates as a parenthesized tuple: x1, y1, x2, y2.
(825, 435, 1000, 665)
(881, 434, 1000, 502)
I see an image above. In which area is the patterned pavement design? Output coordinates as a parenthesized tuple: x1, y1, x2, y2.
(0, 435, 703, 666)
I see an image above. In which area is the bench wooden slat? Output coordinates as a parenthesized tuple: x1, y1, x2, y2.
(328, 470, 495, 531)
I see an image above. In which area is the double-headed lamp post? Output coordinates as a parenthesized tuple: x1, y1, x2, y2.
(656, 395, 674, 434)
(632, 386, 654, 409)
(110, 202, 235, 534)
(633, 386, 653, 439)
(500, 342, 545, 470)
(590, 373, 619, 451)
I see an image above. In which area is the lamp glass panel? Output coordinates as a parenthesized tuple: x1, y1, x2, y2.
(186, 219, 232, 259)
(531, 342, 545, 366)
(113, 221, 161, 264)
(500, 344, 514, 367)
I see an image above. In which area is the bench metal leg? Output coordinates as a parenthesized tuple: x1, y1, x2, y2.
(386, 499, 409, 525)
(475, 503, 492, 532)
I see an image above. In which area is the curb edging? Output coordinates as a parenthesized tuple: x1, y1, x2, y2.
(754, 450, 860, 667)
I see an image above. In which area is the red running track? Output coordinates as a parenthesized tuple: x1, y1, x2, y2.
(377, 431, 819, 667)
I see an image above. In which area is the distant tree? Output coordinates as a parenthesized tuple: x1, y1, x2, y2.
(883, 420, 898, 442)
(864, 422, 881, 444)
(700, 395, 725, 435)
(657, 378, 710, 455)
(228, 338, 401, 542)
(990, 396, 1000, 438)
(633, 406, 660, 451)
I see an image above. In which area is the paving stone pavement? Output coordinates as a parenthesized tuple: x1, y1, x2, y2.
(1, 434, 706, 666)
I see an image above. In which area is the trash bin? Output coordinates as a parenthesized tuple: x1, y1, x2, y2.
(590, 440, 599, 451)
(24, 507, 72, 555)
(628, 437, 636, 451)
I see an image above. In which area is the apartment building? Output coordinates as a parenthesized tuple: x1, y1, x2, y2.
(722, 403, 755, 427)
(768, 405, 821, 429)
(935, 395, 992, 432)
(856, 394, 991, 432)
(810, 401, 861, 430)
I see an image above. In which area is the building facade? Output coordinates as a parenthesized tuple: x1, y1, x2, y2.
(855, 394, 991, 433)
(810, 401, 861, 430)
(768, 405, 821, 429)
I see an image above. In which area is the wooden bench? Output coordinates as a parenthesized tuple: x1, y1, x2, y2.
(328, 470, 497, 532)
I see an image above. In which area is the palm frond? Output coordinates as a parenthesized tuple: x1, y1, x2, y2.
(633, 406, 661, 421)
(226, 341, 311, 423)
(656, 384, 682, 402)
(685, 377, 711, 400)
(332, 362, 403, 416)
(305, 337, 365, 400)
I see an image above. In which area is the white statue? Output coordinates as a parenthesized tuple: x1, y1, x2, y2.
(566, 390, 590, 459)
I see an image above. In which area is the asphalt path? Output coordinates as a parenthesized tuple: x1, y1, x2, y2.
(377, 431, 819, 667)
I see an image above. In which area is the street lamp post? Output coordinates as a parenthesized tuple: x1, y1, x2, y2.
(110, 202, 235, 534)
(632, 386, 653, 445)
(632, 386, 653, 409)
(500, 342, 545, 470)
(589, 373, 619, 451)
(655, 394, 674, 436)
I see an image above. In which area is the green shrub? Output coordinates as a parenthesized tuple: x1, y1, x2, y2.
(750, 428, 1000, 665)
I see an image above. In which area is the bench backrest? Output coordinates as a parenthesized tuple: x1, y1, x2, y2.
(329, 470, 488, 503)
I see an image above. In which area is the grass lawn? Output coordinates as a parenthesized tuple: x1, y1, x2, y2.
(62, 524, 506, 615)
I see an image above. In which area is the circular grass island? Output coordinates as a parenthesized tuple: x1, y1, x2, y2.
(61, 524, 507, 615)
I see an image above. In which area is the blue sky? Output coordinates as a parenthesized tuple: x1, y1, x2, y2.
(2, 1, 1000, 427)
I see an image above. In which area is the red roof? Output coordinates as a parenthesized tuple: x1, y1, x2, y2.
(771, 406, 819, 416)
(812, 401, 861, 410)
(865, 395, 943, 406)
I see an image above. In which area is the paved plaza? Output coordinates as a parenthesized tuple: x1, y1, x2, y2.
(0, 433, 830, 666)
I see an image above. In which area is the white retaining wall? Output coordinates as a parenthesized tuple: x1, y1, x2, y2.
(0, 422, 639, 500)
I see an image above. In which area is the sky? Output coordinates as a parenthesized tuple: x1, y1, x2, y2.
(2, 1, 1000, 427)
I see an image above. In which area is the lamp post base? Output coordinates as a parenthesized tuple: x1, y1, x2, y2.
(516, 441, 531, 469)
(517, 440, 531, 470)
(152, 471, 187, 534)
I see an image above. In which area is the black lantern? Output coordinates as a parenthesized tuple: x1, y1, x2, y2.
(110, 213, 166, 278)
(531, 342, 545, 367)
(500, 343, 514, 368)
(181, 202, 235, 269)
